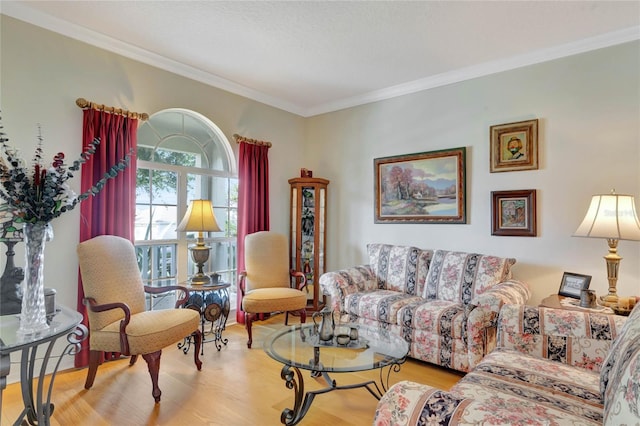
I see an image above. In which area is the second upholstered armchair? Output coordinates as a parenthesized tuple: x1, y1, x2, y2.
(238, 231, 308, 348)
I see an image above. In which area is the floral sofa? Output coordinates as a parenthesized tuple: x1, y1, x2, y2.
(375, 303, 637, 425)
(318, 244, 530, 372)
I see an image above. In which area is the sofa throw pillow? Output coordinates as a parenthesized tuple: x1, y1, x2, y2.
(367, 244, 432, 296)
(424, 250, 515, 304)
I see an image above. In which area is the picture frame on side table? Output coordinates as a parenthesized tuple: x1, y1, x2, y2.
(490, 119, 538, 173)
(374, 147, 466, 224)
(558, 272, 592, 299)
(491, 189, 537, 237)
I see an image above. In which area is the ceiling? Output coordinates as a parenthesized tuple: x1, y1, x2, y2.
(2, 1, 640, 117)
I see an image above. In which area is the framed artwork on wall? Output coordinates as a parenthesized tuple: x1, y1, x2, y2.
(558, 272, 592, 299)
(490, 119, 539, 173)
(491, 189, 537, 237)
(374, 147, 466, 224)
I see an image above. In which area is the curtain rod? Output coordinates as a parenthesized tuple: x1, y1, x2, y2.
(75, 98, 149, 121)
(233, 133, 272, 148)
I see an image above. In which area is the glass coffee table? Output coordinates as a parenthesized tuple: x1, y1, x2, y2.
(264, 323, 409, 425)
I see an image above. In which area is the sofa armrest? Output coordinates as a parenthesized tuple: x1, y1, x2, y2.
(465, 279, 530, 367)
(470, 279, 531, 320)
(375, 380, 474, 426)
(497, 304, 628, 372)
(319, 265, 377, 312)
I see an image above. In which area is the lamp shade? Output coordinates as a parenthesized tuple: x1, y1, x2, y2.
(574, 192, 640, 241)
(176, 199, 221, 233)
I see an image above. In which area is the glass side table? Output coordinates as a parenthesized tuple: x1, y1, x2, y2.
(0, 305, 87, 425)
(178, 282, 231, 354)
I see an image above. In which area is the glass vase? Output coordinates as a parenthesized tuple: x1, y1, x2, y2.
(18, 222, 51, 335)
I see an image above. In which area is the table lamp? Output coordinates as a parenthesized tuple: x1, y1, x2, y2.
(177, 199, 221, 285)
(574, 190, 640, 306)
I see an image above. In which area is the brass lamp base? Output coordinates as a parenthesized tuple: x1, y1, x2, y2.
(189, 242, 211, 285)
(600, 238, 621, 307)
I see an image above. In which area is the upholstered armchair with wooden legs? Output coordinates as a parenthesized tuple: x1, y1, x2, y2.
(77, 235, 203, 403)
(239, 231, 308, 348)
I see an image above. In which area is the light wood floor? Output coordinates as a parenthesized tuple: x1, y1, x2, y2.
(1, 314, 464, 426)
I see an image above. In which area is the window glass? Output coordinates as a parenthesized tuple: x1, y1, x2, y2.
(135, 109, 237, 312)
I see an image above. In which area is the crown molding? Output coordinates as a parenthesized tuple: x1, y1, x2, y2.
(1, 2, 304, 116)
(3, 3, 639, 118)
(304, 26, 640, 117)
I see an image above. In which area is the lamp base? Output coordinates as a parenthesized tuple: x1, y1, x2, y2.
(600, 293, 619, 307)
(189, 243, 211, 286)
(190, 273, 211, 285)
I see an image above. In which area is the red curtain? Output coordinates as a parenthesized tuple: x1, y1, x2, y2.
(75, 109, 137, 368)
(236, 141, 270, 323)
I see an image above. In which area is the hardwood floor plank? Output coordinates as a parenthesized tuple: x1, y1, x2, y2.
(1, 314, 464, 425)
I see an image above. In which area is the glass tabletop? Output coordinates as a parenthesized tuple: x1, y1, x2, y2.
(264, 323, 409, 373)
(0, 305, 83, 354)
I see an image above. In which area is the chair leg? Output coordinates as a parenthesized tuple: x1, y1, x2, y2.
(245, 312, 254, 348)
(300, 308, 307, 323)
(84, 350, 101, 390)
(129, 355, 138, 366)
(192, 329, 203, 370)
(141, 351, 162, 403)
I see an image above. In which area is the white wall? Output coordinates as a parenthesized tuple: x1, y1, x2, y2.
(306, 41, 640, 305)
(0, 16, 304, 381)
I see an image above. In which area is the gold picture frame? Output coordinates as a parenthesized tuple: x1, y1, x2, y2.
(374, 147, 466, 224)
(490, 119, 539, 173)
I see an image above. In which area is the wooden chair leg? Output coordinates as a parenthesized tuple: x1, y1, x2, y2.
(84, 350, 101, 389)
(245, 312, 254, 348)
(141, 351, 162, 403)
(129, 355, 138, 366)
(300, 308, 307, 323)
(192, 329, 203, 370)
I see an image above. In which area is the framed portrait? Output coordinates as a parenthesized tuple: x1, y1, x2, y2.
(490, 119, 538, 173)
(374, 147, 466, 224)
(558, 272, 592, 299)
(491, 189, 537, 237)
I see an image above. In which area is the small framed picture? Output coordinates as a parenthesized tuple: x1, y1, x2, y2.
(558, 272, 592, 299)
(490, 119, 539, 173)
(491, 189, 537, 237)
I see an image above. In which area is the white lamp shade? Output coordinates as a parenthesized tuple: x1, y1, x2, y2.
(574, 193, 640, 241)
(176, 199, 221, 232)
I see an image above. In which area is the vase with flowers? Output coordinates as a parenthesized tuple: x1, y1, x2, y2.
(0, 116, 131, 334)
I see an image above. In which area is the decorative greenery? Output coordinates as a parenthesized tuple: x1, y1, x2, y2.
(0, 115, 131, 224)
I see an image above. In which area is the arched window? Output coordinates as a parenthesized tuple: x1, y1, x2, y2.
(135, 109, 237, 312)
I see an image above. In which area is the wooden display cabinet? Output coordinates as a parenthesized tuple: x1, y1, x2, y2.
(289, 177, 329, 312)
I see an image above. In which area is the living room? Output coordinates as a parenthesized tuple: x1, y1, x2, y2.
(1, 2, 639, 424)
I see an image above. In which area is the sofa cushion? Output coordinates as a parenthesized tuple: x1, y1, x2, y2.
(424, 250, 515, 304)
(367, 244, 432, 296)
(344, 290, 423, 325)
(452, 348, 604, 424)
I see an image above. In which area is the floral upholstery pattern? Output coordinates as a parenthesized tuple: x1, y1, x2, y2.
(319, 244, 529, 372)
(367, 244, 433, 295)
(375, 303, 636, 426)
(499, 304, 625, 371)
(424, 250, 516, 303)
(601, 301, 640, 422)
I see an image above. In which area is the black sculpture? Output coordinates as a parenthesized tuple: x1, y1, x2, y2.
(0, 241, 24, 315)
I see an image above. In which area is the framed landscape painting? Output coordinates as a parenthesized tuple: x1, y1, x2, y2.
(491, 189, 537, 237)
(374, 147, 466, 224)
